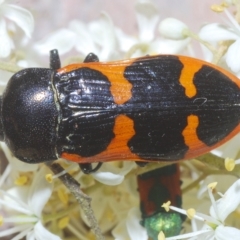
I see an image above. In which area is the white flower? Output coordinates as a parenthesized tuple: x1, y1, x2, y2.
(116, 0, 190, 58)
(34, 13, 119, 61)
(0, 0, 34, 57)
(0, 167, 59, 240)
(79, 175, 140, 236)
(92, 161, 136, 185)
(164, 180, 240, 240)
(159, 18, 188, 40)
(199, 8, 240, 73)
(211, 133, 240, 159)
(0, 142, 39, 190)
(0, 142, 39, 173)
(116, 0, 161, 57)
(112, 207, 148, 240)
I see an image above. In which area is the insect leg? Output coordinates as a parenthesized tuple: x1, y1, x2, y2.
(83, 53, 99, 63)
(79, 162, 103, 174)
(135, 161, 148, 167)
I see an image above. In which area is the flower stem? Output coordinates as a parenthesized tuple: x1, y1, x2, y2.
(48, 162, 105, 240)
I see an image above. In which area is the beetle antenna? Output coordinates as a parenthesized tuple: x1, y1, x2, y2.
(50, 49, 61, 70)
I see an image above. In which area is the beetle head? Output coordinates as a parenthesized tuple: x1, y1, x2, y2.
(1, 68, 58, 163)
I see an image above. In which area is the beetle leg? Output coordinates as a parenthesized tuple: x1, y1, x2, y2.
(83, 53, 99, 63)
(79, 162, 103, 174)
(135, 161, 148, 167)
(50, 49, 61, 69)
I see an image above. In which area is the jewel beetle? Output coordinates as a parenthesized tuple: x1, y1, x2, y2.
(0, 49, 240, 173)
(137, 164, 185, 239)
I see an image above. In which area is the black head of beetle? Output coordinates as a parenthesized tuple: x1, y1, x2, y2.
(0, 68, 58, 163)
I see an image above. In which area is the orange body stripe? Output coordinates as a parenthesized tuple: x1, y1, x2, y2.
(58, 60, 134, 105)
(178, 55, 240, 89)
(182, 114, 207, 153)
(61, 114, 141, 163)
(183, 117, 240, 160)
(178, 58, 201, 98)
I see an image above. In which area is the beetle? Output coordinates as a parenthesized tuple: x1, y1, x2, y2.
(137, 164, 184, 239)
(0, 49, 240, 173)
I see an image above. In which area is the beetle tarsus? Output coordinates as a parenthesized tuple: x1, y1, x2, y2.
(135, 161, 148, 167)
(50, 49, 61, 69)
(79, 162, 103, 174)
(83, 53, 99, 63)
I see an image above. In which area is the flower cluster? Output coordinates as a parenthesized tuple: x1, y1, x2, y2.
(162, 180, 240, 239)
(0, 0, 240, 240)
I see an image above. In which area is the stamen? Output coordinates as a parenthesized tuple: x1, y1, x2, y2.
(187, 208, 196, 219)
(58, 216, 69, 229)
(158, 231, 165, 240)
(208, 182, 220, 220)
(14, 175, 28, 186)
(221, 2, 229, 8)
(211, 4, 225, 12)
(225, 158, 235, 171)
(0, 215, 3, 226)
(57, 188, 69, 205)
(45, 174, 53, 183)
(161, 201, 171, 212)
(208, 182, 218, 190)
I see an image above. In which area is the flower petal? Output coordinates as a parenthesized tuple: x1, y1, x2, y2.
(33, 221, 61, 240)
(112, 220, 130, 240)
(159, 18, 188, 40)
(200, 43, 214, 62)
(26, 230, 35, 240)
(0, 20, 14, 57)
(1, 4, 34, 37)
(0, 142, 39, 172)
(199, 23, 239, 42)
(92, 162, 135, 185)
(224, 9, 240, 34)
(88, 13, 118, 60)
(2, 188, 32, 215)
(0, 224, 33, 238)
(165, 229, 212, 239)
(157, 38, 190, 54)
(34, 29, 76, 55)
(211, 134, 240, 159)
(135, 0, 159, 42)
(126, 207, 148, 240)
(0, 70, 12, 93)
(215, 225, 240, 240)
(27, 167, 53, 217)
(115, 27, 137, 52)
(93, 171, 124, 185)
(69, 20, 98, 56)
(12, 226, 34, 240)
(225, 39, 240, 72)
(210, 179, 240, 222)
